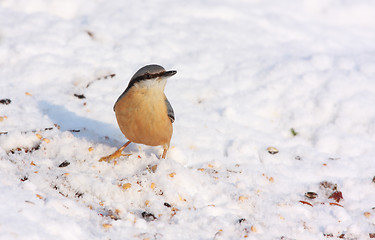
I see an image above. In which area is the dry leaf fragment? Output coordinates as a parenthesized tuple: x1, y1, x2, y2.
(299, 200, 313, 207)
(328, 191, 343, 203)
(35, 133, 42, 139)
(364, 212, 371, 218)
(169, 172, 176, 178)
(30, 161, 36, 166)
(122, 183, 132, 190)
(88, 147, 94, 152)
(43, 138, 50, 143)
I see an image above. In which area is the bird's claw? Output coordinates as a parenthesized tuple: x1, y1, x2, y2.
(99, 149, 131, 163)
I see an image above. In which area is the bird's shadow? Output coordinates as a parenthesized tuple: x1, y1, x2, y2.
(38, 100, 160, 157)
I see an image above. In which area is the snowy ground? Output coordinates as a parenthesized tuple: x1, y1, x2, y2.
(1, 0, 375, 239)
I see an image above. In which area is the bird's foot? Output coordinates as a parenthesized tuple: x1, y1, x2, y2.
(99, 152, 132, 163)
(99, 142, 132, 163)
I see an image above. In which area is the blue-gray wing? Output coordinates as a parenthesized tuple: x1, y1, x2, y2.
(165, 97, 175, 123)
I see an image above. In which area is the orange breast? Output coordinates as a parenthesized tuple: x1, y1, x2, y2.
(114, 87, 173, 148)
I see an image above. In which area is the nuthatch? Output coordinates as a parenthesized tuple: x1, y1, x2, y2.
(100, 64, 176, 162)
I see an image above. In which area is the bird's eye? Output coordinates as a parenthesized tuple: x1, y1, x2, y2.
(143, 73, 151, 79)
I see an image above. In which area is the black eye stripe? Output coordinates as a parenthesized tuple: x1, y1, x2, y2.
(133, 71, 165, 82)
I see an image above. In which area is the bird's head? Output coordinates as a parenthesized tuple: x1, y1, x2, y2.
(129, 64, 177, 91)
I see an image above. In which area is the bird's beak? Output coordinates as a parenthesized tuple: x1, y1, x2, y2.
(162, 70, 177, 78)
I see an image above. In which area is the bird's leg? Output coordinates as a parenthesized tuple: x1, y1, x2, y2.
(99, 141, 131, 162)
(161, 147, 168, 159)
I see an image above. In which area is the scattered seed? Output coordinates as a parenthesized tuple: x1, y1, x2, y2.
(58, 161, 70, 168)
(86, 30, 94, 38)
(290, 128, 298, 136)
(0, 116, 7, 122)
(364, 212, 371, 218)
(36, 194, 43, 199)
(151, 165, 158, 172)
(43, 138, 50, 143)
(25, 92, 32, 96)
(169, 172, 176, 178)
(299, 200, 313, 207)
(239, 196, 248, 201)
(141, 211, 157, 222)
(74, 93, 86, 99)
(267, 146, 279, 154)
(178, 195, 187, 202)
(102, 224, 112, 229)
(320, 181, 337, 191)
(250, 226, 257, 232)
(122, 183, 131, 190)
(20, 176, 28, 182)
(208, 164, 214, 168)
(145, 200, 150, 206)
(0, 99, 11, 105)
(88, 147, 94, 152)
(150, 182, 156, 190)
(329, 202, 343, 207)
(238, 218, 246, 224)
(305, 192, 318, 199)
(35, 133, 43, 139)
(30, 161, 36, 166)
(75, 192, 84, 198)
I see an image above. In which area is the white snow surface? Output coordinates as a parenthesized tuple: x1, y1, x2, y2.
(1, 0, 375, 239)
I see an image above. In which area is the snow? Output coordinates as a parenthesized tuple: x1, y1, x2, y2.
(1, 0, 375, 239)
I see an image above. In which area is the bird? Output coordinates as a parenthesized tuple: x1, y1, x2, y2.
(99, 64, 176, 162)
